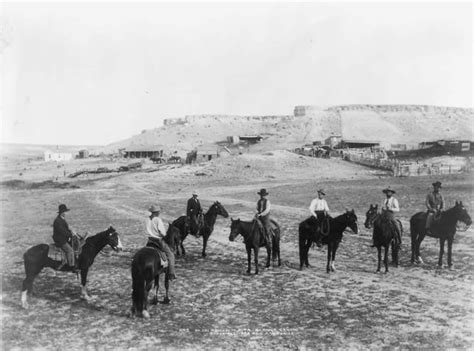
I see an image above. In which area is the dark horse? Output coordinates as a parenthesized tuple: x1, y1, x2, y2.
(172, 201, 229, 257)
(410, 201, 471, 268)
(21, 226, 123, 309)
(131, 224, 179, 319)
(229, 218, 281, 275)
(365, 205, 402, 273)
(299, 210, 358, 273)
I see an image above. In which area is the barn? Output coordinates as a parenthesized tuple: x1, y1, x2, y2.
(123, 146, 163, 159)
(44, 150, 73, 162)
(196, 146, 219, 162)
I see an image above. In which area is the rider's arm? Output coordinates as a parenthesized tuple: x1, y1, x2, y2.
(156, 218, 166, 237)
(425, 193, 434, 211)
(259, 200, 271, 216)
(439, 194, 444, 210)
(323, 200, 330, 214)
(391, 198, 400, 212)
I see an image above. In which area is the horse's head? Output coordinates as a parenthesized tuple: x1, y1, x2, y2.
(166, 223, 180, 253)
(229, 218, 241, 242)
(454, 201, 472, 228)
(365, 204, 378, 229)
(344, 209, 358, 234)
(105, 226, 123, 252)
(214, 201, 229, 218)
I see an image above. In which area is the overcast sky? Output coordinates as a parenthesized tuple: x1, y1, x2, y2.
(1, 2, 472, 145)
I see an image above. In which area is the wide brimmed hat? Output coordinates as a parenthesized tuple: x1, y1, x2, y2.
(257, 188, 269, 196)
(192, 190, 198, 195)
(148, 205, 161, 213)
(432, 181, 442, 188)
(382, 187, 396, 194)
(317, 189, 326, 195)
(58, 204, 70, 213)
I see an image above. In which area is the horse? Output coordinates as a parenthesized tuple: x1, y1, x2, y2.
(131, 224, 180, 319)
(410, 201, 472, 268)
(172, 201, 229, 257)
(228, 218, 281, 275)
(299, 209, 358, 273)
(364, 205, 402, 273)
(21, 226, 123, 309)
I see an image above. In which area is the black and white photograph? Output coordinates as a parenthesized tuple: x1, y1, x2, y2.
(1, 1, 473, 349)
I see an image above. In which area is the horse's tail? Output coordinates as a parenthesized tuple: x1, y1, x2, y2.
(271, 224, 280, 260)
(298, 223, 307, 267)
(131, 259, 153, 313)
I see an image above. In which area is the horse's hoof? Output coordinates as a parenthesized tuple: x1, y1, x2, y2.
(163, 297, 170, 304)
(142, 310, 150, 319)
(81, 294, 92, 301)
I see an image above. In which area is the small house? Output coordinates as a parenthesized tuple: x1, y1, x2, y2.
(44, 150, 73, 162)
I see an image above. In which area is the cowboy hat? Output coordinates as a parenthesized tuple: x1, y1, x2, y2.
(317, 189, 326, 195)
(192, 190, 198, 195)
(58, 204, 70, 213)
(257, 188, 269, 196)
(148, 205, 161, 213)
(432, 181, 442, 188)
(382, 187, 396, 194)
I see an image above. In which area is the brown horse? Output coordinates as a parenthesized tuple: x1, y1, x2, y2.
(410, 201, 471, 267)
(131, 224, 179, 319)
(172, 201, 229, 257)
(229, 218, 281, 275)
(21, 226, 123, 309)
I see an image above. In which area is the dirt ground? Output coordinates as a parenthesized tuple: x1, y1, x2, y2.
(1, 153, 473, 349)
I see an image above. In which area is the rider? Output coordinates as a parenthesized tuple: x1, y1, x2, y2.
(256, 188, 272, 245)
(425, 181, 444, 235)
(187, 191, 203, 237)
(145, 205, 176, 280)
(377, 186, 402, 246)
(309, 189, 330, 247)
(52, 204, 77, 271)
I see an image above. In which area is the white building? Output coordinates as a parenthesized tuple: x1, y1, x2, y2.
(44, 150, 73, 162)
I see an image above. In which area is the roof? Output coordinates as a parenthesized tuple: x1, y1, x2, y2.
(125, 145, 163, 152)
(342, 139, 380, 144)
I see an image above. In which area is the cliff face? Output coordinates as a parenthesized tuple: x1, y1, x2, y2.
(102, 105, 473, 153)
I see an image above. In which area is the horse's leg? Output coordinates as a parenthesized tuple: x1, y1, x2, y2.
(151, 274, 159, 305)
(410, 231, 416, 264)
(299, 235, 306, 270)
(384, 245, 389, 273)
(416, 234, 425, 264)
(304, 240, 312, 268)
(391, 241, 399, 267)
(142, 278, 153, 319)
(447, 236, 454, 268)
(202, 233, 209, 258)
(330, 241, 340, 272)
(376, 247, 382, 273)
(326, 242, 332, 273)
(265, 243, 271, 269)
(438, 238, 445, 268)
(80, 268, 92, 301)
(254, 247, 259, 275)
(246, 246, 252, 275)
(163, 273, 170, 304)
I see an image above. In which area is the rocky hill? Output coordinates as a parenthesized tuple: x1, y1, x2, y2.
(98, 105, 473, 154)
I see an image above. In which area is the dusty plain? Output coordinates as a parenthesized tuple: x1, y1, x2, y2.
(1, 150, 473, 349)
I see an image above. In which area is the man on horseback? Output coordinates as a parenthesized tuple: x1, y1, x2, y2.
(187, 191, 203, 237)
(256, 188, 272, 245)
(376, 187, 402, 246)
(145, 205, 177, 280)
(425, 181, 444, 235)
(52, 204, 78, 272)
(309, 189, 330, 247)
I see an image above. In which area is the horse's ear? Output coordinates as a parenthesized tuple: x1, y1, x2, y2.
(455, 201, 459, 206)
(230, 217, 234, 222)
(345, 208, 349, 213)
(351, 208, 355, 213)
(374, 204, 378, 208)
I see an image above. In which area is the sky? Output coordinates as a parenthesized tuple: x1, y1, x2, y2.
(1, 2, 472, 146)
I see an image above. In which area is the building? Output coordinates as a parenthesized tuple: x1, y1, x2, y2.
(196, 146, 219, 162)
(78, 149, 89, 159)
(340, 139, 380, 149)
(325, 135, 342, 148)
(123, 146, 163, 158)
(44, 150, 73, 162)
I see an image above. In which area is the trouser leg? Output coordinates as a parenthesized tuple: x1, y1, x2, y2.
(161, 242, 176, 277)
(425, 212, 434, 229)
(61, 243, 75, 266)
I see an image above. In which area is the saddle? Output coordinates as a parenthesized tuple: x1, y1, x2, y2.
(146, 239, 169, 268)
(49, 234, 87, 266)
